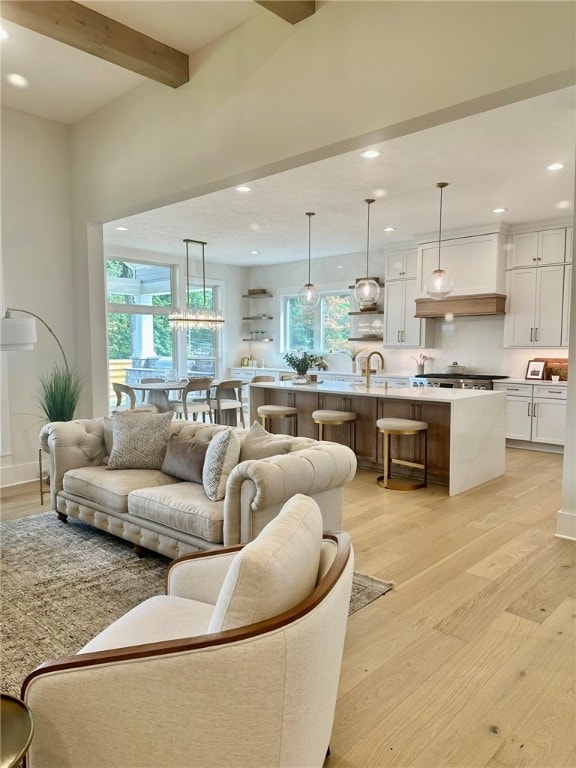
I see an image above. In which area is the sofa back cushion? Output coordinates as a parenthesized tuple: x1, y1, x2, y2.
(208, 494, 323, 632)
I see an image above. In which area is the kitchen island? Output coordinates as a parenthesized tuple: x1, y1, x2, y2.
(249, 380, 506, 496)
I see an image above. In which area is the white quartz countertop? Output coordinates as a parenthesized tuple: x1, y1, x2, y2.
(501, 378, 568, 386)
(250, 379, 503, 402)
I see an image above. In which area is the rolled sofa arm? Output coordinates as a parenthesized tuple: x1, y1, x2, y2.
(223, 444, 357, 544)
(40, 419, 108, 505)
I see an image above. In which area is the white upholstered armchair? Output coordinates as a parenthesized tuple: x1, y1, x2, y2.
(21, 495, 354, 768)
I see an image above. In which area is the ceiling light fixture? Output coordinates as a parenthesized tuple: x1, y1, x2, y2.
(361, 150, 380, 158)
(353, 199, 380, 310)
(169, 239, 224, 330)
(424, 182, 453, 300)
(249, 249, 259, 255)
(6, 73, 28, 88)
(547, 163, 565, 171)
(298, 212, 320, 309)
(0, 29, 9, 40)
(384, 226, 395, 232)
(492, 207, 507, 213)
(115, 226, 128, 231)
(235, 185, 251, 192)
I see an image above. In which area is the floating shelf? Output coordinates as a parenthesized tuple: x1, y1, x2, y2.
(242, 338, 274, 342)
(242, 291, 273, 298)
(348, 310, 383, 316)
(242, 315, 273, 320)
(348, 336, 383, 341)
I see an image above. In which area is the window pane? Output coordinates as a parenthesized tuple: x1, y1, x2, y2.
(107, 311, 174, 385)
(106, 260, 172, 307)
(321, 293, 350, 351)
(286, 296, 315, 350)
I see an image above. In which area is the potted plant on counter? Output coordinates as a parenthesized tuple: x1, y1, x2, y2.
(283, 350, 317, 384)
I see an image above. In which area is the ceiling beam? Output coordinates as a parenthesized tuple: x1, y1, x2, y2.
(0, 1, 189, 88)
(255, 1, 315, 25)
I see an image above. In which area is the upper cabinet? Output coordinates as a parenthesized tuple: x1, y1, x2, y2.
(384, 249, 417, 281)
(417, 233, 507, 296)
(383, 279, 425, 347)
(503, 265, 564, 347)
(508, 228, 566, 268)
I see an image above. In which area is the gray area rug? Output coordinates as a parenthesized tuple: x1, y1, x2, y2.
(0, 511, 393, 697)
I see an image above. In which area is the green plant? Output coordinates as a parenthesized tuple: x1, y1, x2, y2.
(283, 350, 317, 376)
(36, 363, 84, 422)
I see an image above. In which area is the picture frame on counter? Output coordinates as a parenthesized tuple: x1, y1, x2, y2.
(525, 360, 546, 380)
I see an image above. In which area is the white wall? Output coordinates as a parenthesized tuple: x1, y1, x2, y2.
(1, 109, 74, 485)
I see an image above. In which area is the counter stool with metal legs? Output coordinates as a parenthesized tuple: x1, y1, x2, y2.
(376, 417, 428, 490)
(257, 405, 298, 436)
(312, 409, 357, 451)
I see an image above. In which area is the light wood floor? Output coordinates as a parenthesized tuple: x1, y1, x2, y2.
(2, 447, 575, 767)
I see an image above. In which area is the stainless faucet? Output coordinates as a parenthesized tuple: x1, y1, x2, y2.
(365, 351, 385, 387)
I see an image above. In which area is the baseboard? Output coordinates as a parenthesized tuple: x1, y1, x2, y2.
(0, 460, 40, 490)
(555, 510, 576, 541)
(506, 439, 564, 454)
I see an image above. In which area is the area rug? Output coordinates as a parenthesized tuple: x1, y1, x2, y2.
(0, 512, 393, 697)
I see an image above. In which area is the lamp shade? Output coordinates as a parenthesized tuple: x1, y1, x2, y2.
(424, 268, 453, 300)
(0, 316, 37, 351)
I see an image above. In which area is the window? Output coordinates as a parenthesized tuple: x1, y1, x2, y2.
(106, 259, 218, 411)
(283, 291, 350, 352)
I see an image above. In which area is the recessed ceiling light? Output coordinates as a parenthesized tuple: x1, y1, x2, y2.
(384, 227, 395, 232)
(235, 185, 251, 192)
(492, 207, 507, 214)
(373, 188, 387, 198)
(360, 150, 380, 159)
(249, 249, 259, 255)
(556, 200, 572, 210)
(0, 29, 9, 40)
(547, 163, 565, 171)
(114, 226, 128, 231)
(336, 265, 343, 269)
(6, 73, 28, 88)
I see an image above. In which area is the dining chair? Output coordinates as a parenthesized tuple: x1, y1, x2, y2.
(168, 377, 213, 422)
(251, 375, 275, 383)
(212, 379, 245, 428)
(140, 377, 165, 402)
(112, 383, 157, 413)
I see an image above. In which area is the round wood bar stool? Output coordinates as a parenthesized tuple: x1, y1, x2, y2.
(376, 417, 428, 490)
(312, 409, 357, 451)
(257, 405, 298, 435)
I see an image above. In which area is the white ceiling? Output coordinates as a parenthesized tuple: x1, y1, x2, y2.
(1, 3, 574, 267)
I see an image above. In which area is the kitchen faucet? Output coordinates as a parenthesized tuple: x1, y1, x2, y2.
(365, 351, 385, 388)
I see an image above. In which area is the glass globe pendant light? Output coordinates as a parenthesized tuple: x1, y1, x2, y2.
(298, 211, 320, 309)
(424, 182, 453, 300)
(353, 198, 380, 310)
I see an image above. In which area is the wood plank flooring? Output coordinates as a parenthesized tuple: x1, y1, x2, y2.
(1, 447, 574, 767)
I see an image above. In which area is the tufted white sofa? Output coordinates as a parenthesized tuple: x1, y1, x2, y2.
(40, 418, 357, 559)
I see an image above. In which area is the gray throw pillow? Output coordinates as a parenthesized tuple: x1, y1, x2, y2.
(202, 428, 241, 502)
(161, 434, 209, 483)
(240, 420, 292, 461)
(107, 411, 173, 470)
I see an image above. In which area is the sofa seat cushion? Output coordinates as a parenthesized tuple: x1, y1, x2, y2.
(62, 465, 181, 514)
(79, 595, 215, 654)
(129, 483, 224, 544)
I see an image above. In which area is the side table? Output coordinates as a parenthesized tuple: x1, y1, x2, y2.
(0, 694, 33, 768)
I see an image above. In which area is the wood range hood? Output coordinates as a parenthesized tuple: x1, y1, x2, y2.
(414, 293, 506, 318)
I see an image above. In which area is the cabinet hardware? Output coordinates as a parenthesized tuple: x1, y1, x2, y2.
(397, 331, 401, 343)
(533, 402, 537, 417)
(528, 402, 531, 417)
(530, 328, 534, 341)
(508, 387, 520, 391)
(534, 327, 538, 341)
(547, 390, 563, 394)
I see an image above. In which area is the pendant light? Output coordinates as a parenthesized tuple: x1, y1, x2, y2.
(298, 211, 320, 309)
(169, 238, 225, 330)
(424, 182, 453, 300)
(353, 198, 380, 309)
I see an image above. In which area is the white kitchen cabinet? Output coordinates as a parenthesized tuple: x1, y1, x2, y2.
(418, 233, 506, 296)
(508, 228, 566, 268)
(383, 279, 424, 347)
(493, 382, 566, 446)
(503, 264, 564, 347)
(384, 249, 417, 281)
(562, 263, 572, 347)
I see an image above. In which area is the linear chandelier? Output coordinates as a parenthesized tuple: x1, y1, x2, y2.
(169, 238, 225, 330)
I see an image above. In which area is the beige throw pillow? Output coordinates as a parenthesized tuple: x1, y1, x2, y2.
(239, 420, 292, 462)
(208, 494, 323, 633)
(107, 411, 173, 470)
(161, 434, 209, 483)
(202, 428, 241, 501)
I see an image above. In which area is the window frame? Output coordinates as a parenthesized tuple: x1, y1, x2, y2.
(280, 287, 351, 353)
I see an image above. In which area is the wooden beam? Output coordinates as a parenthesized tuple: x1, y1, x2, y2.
(256, 1, 315, 24)
(0, 1, 189, 88)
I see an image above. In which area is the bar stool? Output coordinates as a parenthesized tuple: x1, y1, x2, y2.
(257, 405, 298, 436)
(376, 417, 428, 490)
(312, 409, 357, 451)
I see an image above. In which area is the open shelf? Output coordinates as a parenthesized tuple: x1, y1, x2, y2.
(242, 291, 273, 298)
(242, 315, 273, 320)
(348, 336, 383, 341)
(348, 310, 383, 316)
(242, 337, 273, 342)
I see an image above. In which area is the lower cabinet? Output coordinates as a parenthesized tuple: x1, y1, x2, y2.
(493, 382, 567, 446)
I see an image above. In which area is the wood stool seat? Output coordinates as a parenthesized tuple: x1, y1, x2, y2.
(376, 417, 428, 490)
(257, 405, 298, 435)
(312, 409, 357, 449)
